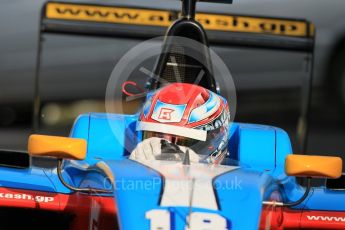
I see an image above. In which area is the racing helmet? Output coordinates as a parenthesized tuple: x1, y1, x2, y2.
(137, 83, 230, 163)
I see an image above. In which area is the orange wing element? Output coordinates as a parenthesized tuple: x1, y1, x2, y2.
(285, 154, 343, 179)
(28, 134, 87, 160)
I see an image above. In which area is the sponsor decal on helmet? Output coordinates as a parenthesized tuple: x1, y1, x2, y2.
(158, 108, 175, 121)
(151, 100, 186, 123)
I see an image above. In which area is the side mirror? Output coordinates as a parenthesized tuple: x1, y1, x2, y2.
(264, 154, 343, 207)
(28, 134, 87, 160)
(28, 134, 111, 193)
(285, 154, 343, 179)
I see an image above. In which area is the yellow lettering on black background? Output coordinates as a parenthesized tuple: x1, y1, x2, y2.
(46, 2, 310, 37)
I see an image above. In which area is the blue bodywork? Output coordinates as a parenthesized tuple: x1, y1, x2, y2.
(1, 112, 344, 229)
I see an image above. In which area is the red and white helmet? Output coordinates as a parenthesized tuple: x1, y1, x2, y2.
(137, 83, 230, 163)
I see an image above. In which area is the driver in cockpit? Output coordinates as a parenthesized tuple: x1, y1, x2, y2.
(130, 83, 230, 164)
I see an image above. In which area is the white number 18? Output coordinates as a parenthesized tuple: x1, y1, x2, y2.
(146, 209, 227, 230)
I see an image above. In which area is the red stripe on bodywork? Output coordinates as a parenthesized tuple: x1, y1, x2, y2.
(300, 210, 345, 229)
(0, 187, 117, 230)
(260, 205, 345, 229)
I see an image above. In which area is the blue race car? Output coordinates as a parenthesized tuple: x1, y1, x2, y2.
(1, 0, 344, 229)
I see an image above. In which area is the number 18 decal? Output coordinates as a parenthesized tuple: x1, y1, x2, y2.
(146, 209, 227, 230)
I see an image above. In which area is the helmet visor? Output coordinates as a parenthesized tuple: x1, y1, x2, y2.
(142, 126, 226, 158)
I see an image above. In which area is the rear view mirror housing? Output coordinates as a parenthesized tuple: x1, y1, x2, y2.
(285, 154, 343, 179)
(28, 134, 87, 160)
(28, 135, 112, 193)
(264, 154, 343, 207)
